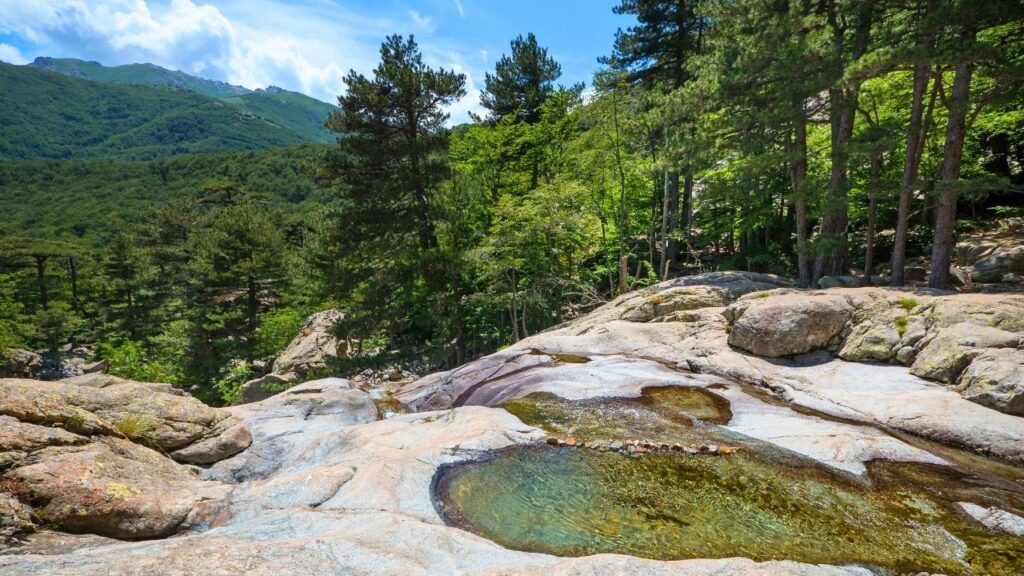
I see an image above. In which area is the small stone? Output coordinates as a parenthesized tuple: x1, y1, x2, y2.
(706, 444, 720, 455)
(685, 447, 699, 455)
(659, 443, 670, 451)
(626, 445, 637, 453)
(699, 444, 710, 453)
(671, 443, 683, 451)
(609, 441, 623, 451)
(565, 437, 577, 447)
(719, 446, 737, 455)
(546, 437, 558, 446)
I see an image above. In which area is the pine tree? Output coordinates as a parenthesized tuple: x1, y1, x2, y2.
(319, 35, 466, 353)
(481, 33, 568, 124)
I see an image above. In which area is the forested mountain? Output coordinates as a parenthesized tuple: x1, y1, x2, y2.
(28, 58, 338, 143)
(0, 62, 332, 160)
(0, 147, 328, 245)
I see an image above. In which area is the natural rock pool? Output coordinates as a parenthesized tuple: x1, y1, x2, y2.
(432, 387, 1024, 575)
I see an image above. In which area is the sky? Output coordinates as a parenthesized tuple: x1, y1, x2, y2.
(0, 0, 629, 122)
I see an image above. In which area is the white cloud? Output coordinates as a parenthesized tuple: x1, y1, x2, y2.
(479, 49, 487, 61)
(453, 0, 465, 18)
(0, 0, 487, 122)
(0, 43, 28, 64)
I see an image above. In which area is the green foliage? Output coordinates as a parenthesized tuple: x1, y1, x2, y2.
(114, 415, 157, 441)
(0, 146, 327, 245)
(482, 33, 577, 124)
(254, 308, 307, 358)
(32, 302, 83, 356)
(29, 57, 336, 143)
(213, 361, 254, 405)
(897, 297, 918, 311)
(894, 315, 909, 336)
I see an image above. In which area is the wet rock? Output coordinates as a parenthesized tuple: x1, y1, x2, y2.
(958, 502, 1024, 536)
(546, 437, 559, 446)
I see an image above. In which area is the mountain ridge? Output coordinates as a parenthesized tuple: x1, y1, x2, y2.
(24, 57, 337, 145)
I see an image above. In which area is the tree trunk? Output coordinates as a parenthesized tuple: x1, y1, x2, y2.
(681, 167, 694, 268)
(791, 100, 812, 287)
(247, 272, 258, 362)
(814, 0, 873, 284)
(618, 254, 629, 295)
(890, 64, 930, 286)
(67, 257, 79, 311)
(814, 85, 858, 282)
(862, 152, 880, 286)
(928, 56, 975, 289)
(660, 170, 680, 280)
(35, 255, 48, 309)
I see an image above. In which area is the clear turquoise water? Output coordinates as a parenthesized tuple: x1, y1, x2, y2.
(434, 389, 1024, 575)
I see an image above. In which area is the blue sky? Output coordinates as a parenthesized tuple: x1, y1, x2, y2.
(0, 0, 629, 121)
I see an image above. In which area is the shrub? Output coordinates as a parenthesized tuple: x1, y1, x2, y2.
(115, 415, 157, 441)
(254, 307, 307, 357)
(894, 315, 909, 336)
(896, 297, 918, 312)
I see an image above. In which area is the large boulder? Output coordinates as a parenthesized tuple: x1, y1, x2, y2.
(0, 378, 251, 462)
(6, 436, 210, 539)
(0, 376, 250, 540)
(725, 293, 854, 357)
(271, 309, 348, 380)
(837, 321, 900, 362)
(956, 348, 1024, 416)
(909, 322, 1020, 383)
(239, 309, 349, 402)
(0, 348, 42, 379)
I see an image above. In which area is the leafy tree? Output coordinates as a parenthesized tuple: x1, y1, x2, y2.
(604, 0, 707, 279)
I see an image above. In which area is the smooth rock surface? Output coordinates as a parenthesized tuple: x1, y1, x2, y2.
(1, 379, 873, 576)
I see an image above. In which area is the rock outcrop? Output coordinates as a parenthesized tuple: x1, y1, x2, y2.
(725, 292, 854, 357)
(239, 309, 348, 402)
(0, 377, 250, 540)
(4, 375, 879, 576)
(957, 218, 1024, 284)
(399, 273, 1024, 461)
(722, 289, 1024, 417)
(0, 349, 42, 379)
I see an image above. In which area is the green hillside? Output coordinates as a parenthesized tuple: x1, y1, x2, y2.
(0, 146, 330, 245)
(0, 63, 317, 160)
(232, 88, 337, 143)
(27, 57, 336, 143)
